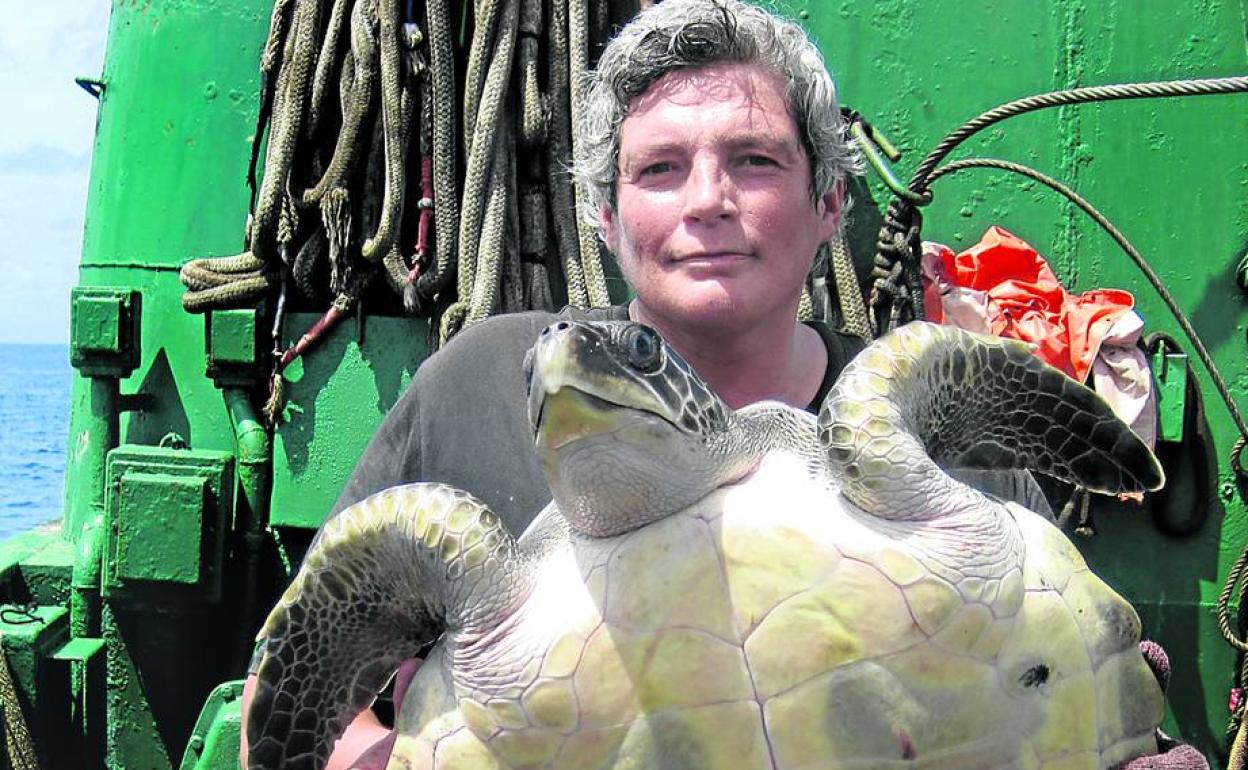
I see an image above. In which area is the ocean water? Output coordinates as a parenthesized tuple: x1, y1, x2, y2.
(0, 344, 69, 541)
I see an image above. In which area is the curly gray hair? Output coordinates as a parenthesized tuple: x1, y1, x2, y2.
(574, 0, 860, 235)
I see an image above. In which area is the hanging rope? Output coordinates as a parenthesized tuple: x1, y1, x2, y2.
(546, 0, 589, 307)
(567, 0, 611, 308)
(828, 230, 871, 340)
(0, 632, 40, 770)
(181, 0, 615, 358)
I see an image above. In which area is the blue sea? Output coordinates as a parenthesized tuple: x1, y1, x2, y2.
(0, 344, 69, 541)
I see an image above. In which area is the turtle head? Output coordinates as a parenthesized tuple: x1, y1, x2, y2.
(526, 320, 750, 537)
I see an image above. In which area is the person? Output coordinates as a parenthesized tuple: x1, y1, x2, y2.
(241, 1, 1191, 768)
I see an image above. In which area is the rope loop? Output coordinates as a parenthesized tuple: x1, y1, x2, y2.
(1219, 546, 1248, 654)
(868, 199, 923, 334)
(1233, 437, 1248, 483)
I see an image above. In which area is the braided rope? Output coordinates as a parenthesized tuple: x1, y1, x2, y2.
(467, 142, 511, 326)
(180, 253, 276, 312)
(454, 0, 519, 305)
(252, 0, 323, 259)
(420, 0, 458, 294)
(360, 0, 413, 260)
(517, 26, 546, 149)
(188, 0, 616, 347)
(546, 0, 588, 307)
(829, 230, 871, 339)
(292, 228, 326, 301)
(300, 0, 377, 205)
(1220, 547, 1248, 654)
(567, 0, 610, 307)
(0, 638, 38, 770)
(305, 0, 351, 145)
(868, 199, 923, 334)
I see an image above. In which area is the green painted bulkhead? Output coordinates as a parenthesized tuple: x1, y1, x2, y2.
(0, 0, 1244, 767)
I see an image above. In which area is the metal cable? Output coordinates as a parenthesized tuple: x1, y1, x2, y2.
(871, 76, 1248, 339)
(909, 77, 1248, 193)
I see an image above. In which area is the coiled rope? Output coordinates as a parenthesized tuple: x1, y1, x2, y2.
(182, 0, 615, 356)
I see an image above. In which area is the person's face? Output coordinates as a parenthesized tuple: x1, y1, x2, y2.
(603, 62, 840, 336)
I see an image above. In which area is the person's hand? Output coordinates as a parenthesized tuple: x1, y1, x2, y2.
(1110, 641, 1208, 770)
(243, 657, 423, 770)
(325, 658, 423, 770)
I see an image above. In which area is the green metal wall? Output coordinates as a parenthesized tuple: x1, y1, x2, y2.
(67, 0, 270, 535)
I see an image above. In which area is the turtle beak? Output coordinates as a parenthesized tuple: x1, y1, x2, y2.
(534, 388, 637, 450)
(527, 323, 581, 440)
(527, 322, 630, 449)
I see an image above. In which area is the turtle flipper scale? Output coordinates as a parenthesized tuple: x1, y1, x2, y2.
(821, 322, 1163, 517)
(246, 483, 523, 770)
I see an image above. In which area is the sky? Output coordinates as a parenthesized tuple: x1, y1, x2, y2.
(0, 4, 110, 345)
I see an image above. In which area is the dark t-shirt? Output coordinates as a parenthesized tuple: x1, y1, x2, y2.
(331, 306, 1050, 536)
(331, 305, 870, 535)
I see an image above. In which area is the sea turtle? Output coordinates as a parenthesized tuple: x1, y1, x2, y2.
(247, 319, 1166, 770)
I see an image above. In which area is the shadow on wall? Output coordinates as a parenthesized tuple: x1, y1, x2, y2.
(122, 347, 191, 448)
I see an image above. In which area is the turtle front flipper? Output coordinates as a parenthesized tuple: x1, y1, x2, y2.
(820, 321, 1163, 517)
(246, 483, 525, 770)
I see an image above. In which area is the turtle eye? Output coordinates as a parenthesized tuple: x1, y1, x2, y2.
(624, 325, 663, 373)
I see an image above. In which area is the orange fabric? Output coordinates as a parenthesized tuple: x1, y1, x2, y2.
(923, 227, 1135, 382)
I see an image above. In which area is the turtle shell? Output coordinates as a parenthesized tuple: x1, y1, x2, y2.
(388, 452, 1162, 770)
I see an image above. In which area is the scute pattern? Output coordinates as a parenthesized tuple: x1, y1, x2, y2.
(388, 456, 1159, 770)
